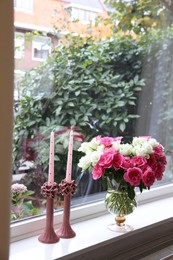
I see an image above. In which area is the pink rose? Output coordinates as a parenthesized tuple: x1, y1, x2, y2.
(100, 137, 115, 147)
(147, 154, 157, 170)
(95, 135, 102, 141)
(113, 136, 123, 142)
(112, 152, 124, 170)
(141, 164, 152, 172)
(124, 167, 142, 186)
(92, 164, 104, 180)
(155, 164, 165, 180)
(153, 144, 163, 154)
(142, 168, 155, 187)
(121, 156, 132, 170)
(156, 153, 167, 166)
(139, 136, 151, 140)
(98, 148, 115, 168)
(131, 156, 147, 168)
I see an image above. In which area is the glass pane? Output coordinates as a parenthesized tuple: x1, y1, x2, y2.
(14, 0, 32, 10)
(14, 32, 25, 59)
(12, 0, 173, 222)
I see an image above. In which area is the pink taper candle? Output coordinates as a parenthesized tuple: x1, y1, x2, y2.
(48, 131, 54, 185)
(66, 127, 74, 183)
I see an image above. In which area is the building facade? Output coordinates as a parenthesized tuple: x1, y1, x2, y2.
(14, 0, 109, 71)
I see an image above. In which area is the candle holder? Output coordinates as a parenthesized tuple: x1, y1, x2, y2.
(38, 182, 60, 243)
(56, 179, 77, 238)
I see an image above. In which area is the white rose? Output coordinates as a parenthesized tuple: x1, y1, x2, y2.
(97, 144, 105, 153)
(88, 138, 100, 150)
(132, 137, 146, 146)
(134, 146, 145, 156)
(78, 142, 90, 153)
(78, 155, 91, 171)
(148, 138, 159, 147)
(112, 141, 121, 151)
(119, 143, 133, 156)
(143, 143, 154, 155)
(134, 143, 153, 158)
(90, 151, 101, 166)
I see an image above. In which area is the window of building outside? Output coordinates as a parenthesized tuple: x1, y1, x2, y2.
(14, 32, 25, 59)
(12, 0, 173, 230)
(69, 7, 98, 23)
(14, 0, 32, 12)
(32, 36, 51, 61)
(14, 70, 25, 101)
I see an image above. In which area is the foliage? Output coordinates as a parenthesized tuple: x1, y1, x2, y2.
(13, 33, 146, 200)
(11, 183, 42, 220)
(16, 34, 145, 138)
(13, 94, 47, 172)
(104, 0, 173, 34)
(52, 35, 144, 138)
(20, 171, 47, 206)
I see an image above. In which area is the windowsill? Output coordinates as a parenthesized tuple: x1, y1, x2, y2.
(10, 195, 173, 260)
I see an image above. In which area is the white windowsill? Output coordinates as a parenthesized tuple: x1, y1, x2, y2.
(10, 194, 173, 260)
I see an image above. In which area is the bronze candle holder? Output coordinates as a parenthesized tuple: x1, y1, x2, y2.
(38, 182, 60, 243)
(56, 179, 77, 238)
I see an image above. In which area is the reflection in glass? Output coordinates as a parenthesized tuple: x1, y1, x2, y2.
(12, 0, 173, 222)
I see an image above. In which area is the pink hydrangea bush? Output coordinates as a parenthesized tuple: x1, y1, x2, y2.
(78, 136, 167, 199)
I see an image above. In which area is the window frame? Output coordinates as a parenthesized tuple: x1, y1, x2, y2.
(69, 7, 98, 24)
(0, 0, 14, 258)
(32, 35, 52, 61)
(14, 32, 25, 59)
(6, 0, 173, 248)
(64, 3, 102, 24)
(10, 197, 173, 260)
(14, 0, 33, 13)
(10, 182, 173, 242)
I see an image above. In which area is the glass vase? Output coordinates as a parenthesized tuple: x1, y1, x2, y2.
(105, 177, 137, 233)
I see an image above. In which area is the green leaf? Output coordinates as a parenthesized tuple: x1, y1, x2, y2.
(75, 90, 80, 96)
(128, 187, 135, 200)
(119, 122, 126, 132)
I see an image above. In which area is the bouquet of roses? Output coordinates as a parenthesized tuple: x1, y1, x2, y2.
(78, 136, 167, 200)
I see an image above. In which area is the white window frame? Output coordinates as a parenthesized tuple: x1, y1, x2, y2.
(10, 182, 173, 242)
(14, 32, 25, 59)
(14, 0, 33, 13)
(32, 36, 51, 61)
(14, 70, 25, 101)
(0, 1, 14, 259)
(67, 7, 98, 24)
(2, 2, 173, 258)
(10, 193, 173, 259)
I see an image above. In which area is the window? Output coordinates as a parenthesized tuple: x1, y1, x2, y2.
(14, 0, 32, 12)
(11, 0, 173, 232)
(32, 36, 51, 61)
(14, 32, 25, 59)
(14, 70, 25, 101)
(71, 7, 98, 23)
(66, 7, 98, 24)
(1, 1, 173, 259)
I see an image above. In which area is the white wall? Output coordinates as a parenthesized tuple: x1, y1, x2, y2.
(0, 0, 14, 259)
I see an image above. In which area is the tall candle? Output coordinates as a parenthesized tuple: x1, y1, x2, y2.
(66, 127, 74, 183)
(48, 131, 54, 185)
